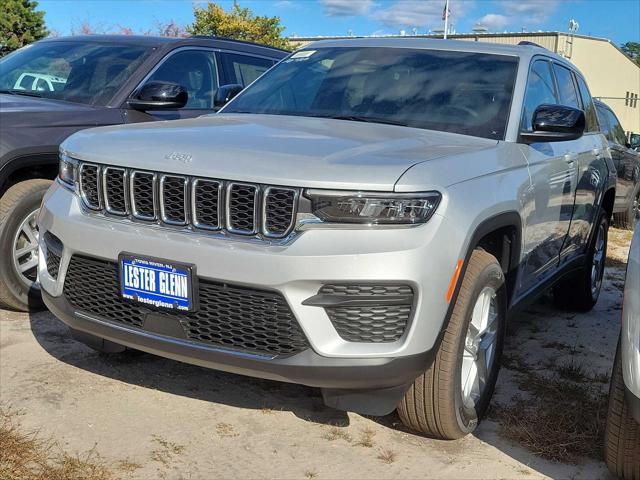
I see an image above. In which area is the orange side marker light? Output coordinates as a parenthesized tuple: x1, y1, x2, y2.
(446, 259, 464, 303)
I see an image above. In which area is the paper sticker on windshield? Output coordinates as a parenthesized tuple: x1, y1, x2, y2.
(287, 50, 316, 62)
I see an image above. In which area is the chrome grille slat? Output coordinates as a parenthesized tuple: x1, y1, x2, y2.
(160, 175, 188, 225)
(78, 162, 297, 240)
(226, 183, 258, 235)
(79, 163, 101, 210)
(192, 179, 222, 230)
(130, 171, 157, 220)
(263, 187, 298, 238)
(102, 167, 128, 215)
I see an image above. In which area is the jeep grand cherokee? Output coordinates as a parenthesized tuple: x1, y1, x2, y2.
(38, 39, 616, 439)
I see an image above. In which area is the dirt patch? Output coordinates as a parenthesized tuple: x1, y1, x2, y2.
(0, 406, 134, 480)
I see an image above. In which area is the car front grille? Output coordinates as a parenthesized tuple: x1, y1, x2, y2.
(63, 255, 310, 357)
(77, 162, 299, 239)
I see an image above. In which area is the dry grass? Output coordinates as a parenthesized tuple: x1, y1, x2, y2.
(322, 426, 352, 442)
(354, 427, 376, 448)
(215, 422, 238, 438)
(0, 407, 117, 480)
(304, 469, 319, 478)
(492, 372, 608, 463)
(149, 435, 185, 465)
(376, 448, 397, 464)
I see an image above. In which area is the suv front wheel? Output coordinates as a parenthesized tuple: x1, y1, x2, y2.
(0, 179, 52, 311)
(398, 249, 506, 439)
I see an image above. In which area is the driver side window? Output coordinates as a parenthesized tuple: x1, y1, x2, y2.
(521, 60, 558, 131)
(146, 50, 218, 109)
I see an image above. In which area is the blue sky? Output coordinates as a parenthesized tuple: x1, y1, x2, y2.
(39, 0, 640, 46)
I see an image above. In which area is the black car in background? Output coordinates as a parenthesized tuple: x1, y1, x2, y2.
(594, 99, 640, 230)
(0, 35, 287, 311)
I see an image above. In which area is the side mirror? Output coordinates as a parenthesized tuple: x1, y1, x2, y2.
(520, 104, 586, 143)
(630, 133, 640, 150)
(128, 81, 188, 111)
(214, 83, 243, 110)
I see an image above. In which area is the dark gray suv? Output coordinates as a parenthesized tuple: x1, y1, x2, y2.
(0, 35, 286, 311)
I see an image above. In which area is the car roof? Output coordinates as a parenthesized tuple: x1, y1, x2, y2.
(304, 37, 567, 61)
(39, 35, 289, 57)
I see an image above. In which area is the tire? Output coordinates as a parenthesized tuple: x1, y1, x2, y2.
(397, 249, 506, 440)
(0, 179, 52, 312)
(605, 341, 640, 480)
(553, 208, 608, 313)
(613, 185, 640, 231)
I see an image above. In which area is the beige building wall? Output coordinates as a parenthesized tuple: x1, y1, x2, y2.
(290, 32, 640, 134)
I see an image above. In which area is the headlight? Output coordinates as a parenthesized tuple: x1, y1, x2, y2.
(304, 189, 441, 225)
(58, 153, 77, 189)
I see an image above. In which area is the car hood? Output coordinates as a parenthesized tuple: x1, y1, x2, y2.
(0, 93, 111, 128)
(62, 113, 497, 191)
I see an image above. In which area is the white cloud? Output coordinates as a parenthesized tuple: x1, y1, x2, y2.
(476, 13, 509, 30)
(371, 0, 473, 31)
(319, 0, 373, 17)
(499, 0, 561, 24)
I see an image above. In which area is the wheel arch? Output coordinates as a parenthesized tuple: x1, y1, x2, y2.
(0, 154, 58, 198)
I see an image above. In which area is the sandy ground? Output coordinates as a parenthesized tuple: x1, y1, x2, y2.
(0, 229, 632, 480)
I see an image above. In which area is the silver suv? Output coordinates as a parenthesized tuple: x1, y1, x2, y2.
(606, 225, 639, 478)
(38, 39, 616, 440)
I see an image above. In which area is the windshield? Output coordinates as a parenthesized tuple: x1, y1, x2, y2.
(0, 41, 153, 106)
(224, 47, 518, 139)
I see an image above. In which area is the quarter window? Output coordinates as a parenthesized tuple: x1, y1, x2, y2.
(219, 53, 274, 87)
(552, 64, 580, 108)
(574, 74, 599, 132)
(595, 104, 612, 140)
(604, 108, 628, 146)
(146, 50, 218, 109)
(521, 60, 558, 131)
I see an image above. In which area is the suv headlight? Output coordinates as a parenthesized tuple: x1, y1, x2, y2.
(58, 153, 77, 190)
(304, 189, 441, 225)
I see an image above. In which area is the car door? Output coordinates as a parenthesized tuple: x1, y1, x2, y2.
(605, 106, 639, 208)
(565, 73, 610, 259)
(126, 48, 220, 122)
(518, 59, 578, 292)
(553, 64, 605, 263)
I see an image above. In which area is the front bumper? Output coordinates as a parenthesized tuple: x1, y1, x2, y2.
(43, 288, 431, 414)
(37, 181, 462, 413)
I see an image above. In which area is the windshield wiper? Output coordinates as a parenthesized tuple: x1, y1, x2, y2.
(325, 115, 408, 127)
(0, 89, 42, 97)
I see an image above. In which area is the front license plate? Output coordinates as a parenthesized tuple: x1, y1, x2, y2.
(119, 254, 197, 312)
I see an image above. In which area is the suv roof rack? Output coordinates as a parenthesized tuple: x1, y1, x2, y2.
(190, 35, 290, 52)
(518, 41, 547, 50)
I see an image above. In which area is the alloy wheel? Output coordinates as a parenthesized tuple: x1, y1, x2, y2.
(11, 209, 40, 289)
(591, 221, 606, 297)
(461, 287, 499, 410)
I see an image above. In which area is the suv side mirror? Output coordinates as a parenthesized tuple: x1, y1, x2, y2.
(520, 104, 585, 143)
(128, 81, 188, 111)
(214, 84, 243, 110)
(630, 133, 640, 150)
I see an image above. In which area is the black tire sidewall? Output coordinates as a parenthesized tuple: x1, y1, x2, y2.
(0, 186, 48, 308)
(452, 260, 506, 433)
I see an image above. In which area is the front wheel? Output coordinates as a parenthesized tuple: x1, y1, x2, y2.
(397, 249, 506, 439)
(0, 179, 52, 311)
(605, 340, 640, 479)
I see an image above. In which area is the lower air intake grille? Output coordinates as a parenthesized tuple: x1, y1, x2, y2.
(318, 284, 414, 343)
(63, 255, 309, 356)
(43, 231, 63, 279)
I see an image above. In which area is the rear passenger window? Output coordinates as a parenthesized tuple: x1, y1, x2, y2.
(220, 53, 274, 87)
(521, 60, 558, 131)
(574, 74, 599, 132)
(552, 64, 580, 108)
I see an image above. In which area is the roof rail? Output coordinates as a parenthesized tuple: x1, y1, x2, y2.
(518, 40, 547, 50)
(190, 35, 290, 52)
